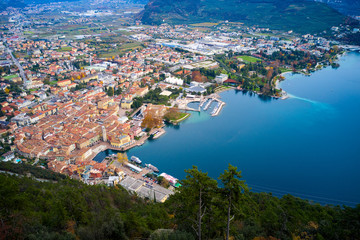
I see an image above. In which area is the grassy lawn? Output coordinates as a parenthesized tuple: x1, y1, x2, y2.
(56, 47, 72, 52)
(3, 74, 18, 80)
(49, 81, 58, 85)
(214, 86, 232, 93)
(237, 55, 262, 63)
(279, 67, 292, 73)
(172, 112, 190, 123)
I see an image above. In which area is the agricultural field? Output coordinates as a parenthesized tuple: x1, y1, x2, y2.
(190, 22, 219, 27)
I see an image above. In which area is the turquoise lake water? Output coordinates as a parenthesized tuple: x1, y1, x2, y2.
(94, 52, 360, 206)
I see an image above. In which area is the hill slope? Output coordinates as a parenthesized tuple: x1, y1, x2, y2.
(0, 0, 80, 9)
(0, 163, 359, 239)
(317, 0, 360, 16)
(138, 0, 346, 34)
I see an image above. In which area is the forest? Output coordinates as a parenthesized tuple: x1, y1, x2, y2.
(0, 163, 359, 240)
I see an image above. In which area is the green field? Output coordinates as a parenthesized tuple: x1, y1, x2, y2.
(119, 42, 143, 50)
(169, 112, 190, 124)
(56, 47, 72, 52)
(237, 55, 261, 63)
(279, 67, 292, 73)
(99, 42, 143, 58)
(190, 22, 219, 27)
(3, 74, 18, 80)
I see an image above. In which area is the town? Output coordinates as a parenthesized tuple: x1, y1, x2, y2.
(1, 0, 359, 200)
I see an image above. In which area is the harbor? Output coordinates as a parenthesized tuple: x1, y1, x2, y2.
(177, 93, 226, 116)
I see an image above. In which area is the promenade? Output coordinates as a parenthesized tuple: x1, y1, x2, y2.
(86, 128, 166, 161)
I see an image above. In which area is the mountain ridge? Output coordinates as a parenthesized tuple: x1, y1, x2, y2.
(138, 0, 347, 34)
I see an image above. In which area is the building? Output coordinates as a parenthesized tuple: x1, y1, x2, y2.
(1, 151, 14, 162)
(57, 79, 71, 87)
(102, 126, 107, 142)
(165, 76, 183, 86)
(224, 79, 238, 86)
(78, 74, 98, 84)
(108, 134, 131, 148)
(215, 74, 228, 84)
(121, 100, 133, 109)
(120, 176, 174, 202)
(185, 86, 206, 94)
(97, 98, 114, 109)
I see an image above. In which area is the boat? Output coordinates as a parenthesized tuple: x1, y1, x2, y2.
(130, 156, 142, 164)
(146, 163, 159, 172)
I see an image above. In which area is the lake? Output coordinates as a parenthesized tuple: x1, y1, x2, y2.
(95, 51, 360, 206)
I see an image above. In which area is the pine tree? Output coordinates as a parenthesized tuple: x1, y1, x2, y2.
(219, 164, 248, 240)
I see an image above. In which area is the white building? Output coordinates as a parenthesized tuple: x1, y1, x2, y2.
(215, 74, 228, 84)
(165, 76, 183, 86)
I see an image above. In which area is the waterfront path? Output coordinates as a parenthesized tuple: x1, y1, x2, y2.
(86, 128, 166, 160)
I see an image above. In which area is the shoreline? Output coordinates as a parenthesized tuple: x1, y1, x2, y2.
(89, 127, 166, 161)
(274, 51, 346, 99)
(90, 51, 351, 163)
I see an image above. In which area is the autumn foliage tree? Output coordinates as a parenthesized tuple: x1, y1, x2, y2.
(192, 71, 207, 82)
(141, 110, 162, 130)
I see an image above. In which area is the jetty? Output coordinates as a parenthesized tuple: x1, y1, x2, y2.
(203, 98, 214, 111)
(211, 100, 225, 116)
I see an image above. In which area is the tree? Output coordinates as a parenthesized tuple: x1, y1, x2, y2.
(219, 164, 248, 240)
(117, 152, 128, 164)
(163, 108, 181, 122)
(141, 110, 162, 129)
(115, 87, 122, 95)
(107, 87, 114, 97)
(43, 76, 50, 85)
(173, 166, 218, 240)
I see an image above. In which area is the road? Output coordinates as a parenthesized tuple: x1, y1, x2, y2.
(6, 46, 29, 87)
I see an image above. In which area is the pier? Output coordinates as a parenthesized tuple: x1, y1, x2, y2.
(211, 100, 225, 116)
(203, 98, 214, 111)
(176, 96, 203, 112)
(174, 94, 226, 116)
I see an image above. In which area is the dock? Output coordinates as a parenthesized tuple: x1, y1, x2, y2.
(203, 98, 214, 111)
(211, 100, 225, 116)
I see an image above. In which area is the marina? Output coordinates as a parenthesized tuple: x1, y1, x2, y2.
(203, 98, 214, 111)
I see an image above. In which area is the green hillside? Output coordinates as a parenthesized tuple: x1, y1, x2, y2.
(139, 0, 346, 34)
(1, 162, 359, 239)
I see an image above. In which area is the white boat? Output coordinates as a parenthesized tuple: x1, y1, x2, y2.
(130, 156, 142, 164)
(146, 163, 159, 172)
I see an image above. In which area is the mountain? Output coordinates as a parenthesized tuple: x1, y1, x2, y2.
(0, 0, 80, 10)
(315, 0, 360, 16)
(0, 0, 148, 10)
(138, 0, 347, 34)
